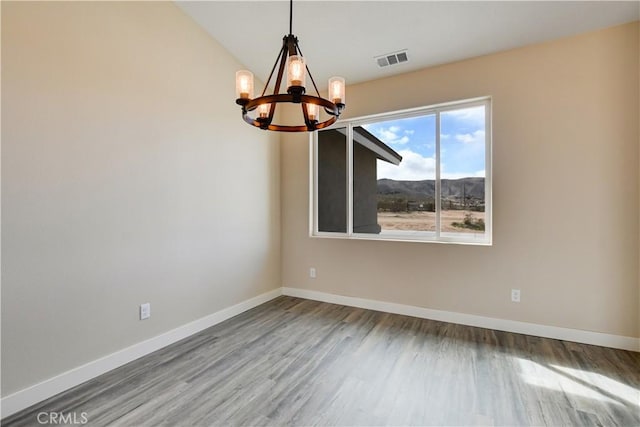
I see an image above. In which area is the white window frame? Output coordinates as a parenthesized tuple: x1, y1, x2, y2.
(310, 96, 492, 245)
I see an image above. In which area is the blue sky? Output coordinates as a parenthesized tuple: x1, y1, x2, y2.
(363, 106, 486, 181)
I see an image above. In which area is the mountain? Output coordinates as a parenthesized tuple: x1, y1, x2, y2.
(377, 177, 485, 200)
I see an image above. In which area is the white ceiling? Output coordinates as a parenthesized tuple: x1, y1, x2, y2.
(176, 1, 639, 90)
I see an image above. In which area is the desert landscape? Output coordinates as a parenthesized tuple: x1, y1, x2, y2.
(377, 210, 485, 232)
(377, 177, 486, 233)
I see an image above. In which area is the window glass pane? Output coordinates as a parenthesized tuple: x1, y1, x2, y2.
(360, 115, 436, 236)
(439, 106, 486, 239)
(317, 127, 347, 233)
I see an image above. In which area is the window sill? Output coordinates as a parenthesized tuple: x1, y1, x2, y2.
(310, 231, 492, 246)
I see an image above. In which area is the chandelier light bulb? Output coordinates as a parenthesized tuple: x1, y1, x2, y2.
(306, 103, 319, 122)
(235, 70, 254, 100)
(287, 55, 306, 88)
(328, 76, 345, 105)
(258, 103, 270, 119)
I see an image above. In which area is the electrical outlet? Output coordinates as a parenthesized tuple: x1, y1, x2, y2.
(140, 303, 151, 320)
(511, 289, 521, 303)
(309, 267, 317, 279)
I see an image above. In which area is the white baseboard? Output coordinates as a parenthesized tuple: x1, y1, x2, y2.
(1, 288, 283, 418)
(282, 287, 640, 352)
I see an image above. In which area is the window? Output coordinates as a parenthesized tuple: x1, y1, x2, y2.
(311, 97, 491, 244)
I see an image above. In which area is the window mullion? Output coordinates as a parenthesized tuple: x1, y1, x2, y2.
(347, 124, 354, 236)
(310, 133, 317, 235)
(484, 99, 492, 243)
(435, 111, 441, 238)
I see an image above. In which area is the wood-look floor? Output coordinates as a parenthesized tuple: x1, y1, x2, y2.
(3, 296, 639, 426)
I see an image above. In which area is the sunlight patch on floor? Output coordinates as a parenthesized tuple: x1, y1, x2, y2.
(549, 364, 639, 407)
(517, 358, 638, 407)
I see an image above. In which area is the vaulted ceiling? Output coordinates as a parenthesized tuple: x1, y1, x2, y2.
(177, 1, 639, 89)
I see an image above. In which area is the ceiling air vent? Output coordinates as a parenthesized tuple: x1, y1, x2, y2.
(375, 50, 409, 68)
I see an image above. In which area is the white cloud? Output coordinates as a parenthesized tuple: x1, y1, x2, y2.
(404, 129, 415, 135)
(455, 130, 485, 144)
(379, 151, 485, 180)
(440, 133, 450, 139)
(377, 150, 435, 181)
(444, 106, 485, 125)
(367, 125, 411, 145)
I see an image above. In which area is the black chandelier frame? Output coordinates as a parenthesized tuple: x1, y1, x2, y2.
(235, 1, 345, 132)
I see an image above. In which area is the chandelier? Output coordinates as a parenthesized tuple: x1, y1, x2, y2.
(235, 0, 345, 132)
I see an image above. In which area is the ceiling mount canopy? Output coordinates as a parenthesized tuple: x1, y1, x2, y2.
(235, 0, 345, 132)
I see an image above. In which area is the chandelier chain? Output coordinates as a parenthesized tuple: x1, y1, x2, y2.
(289, 0, 293, 35)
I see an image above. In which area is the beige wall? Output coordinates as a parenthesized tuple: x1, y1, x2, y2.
(282, 22, 640, 338)
(1, 1, 280, 396)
